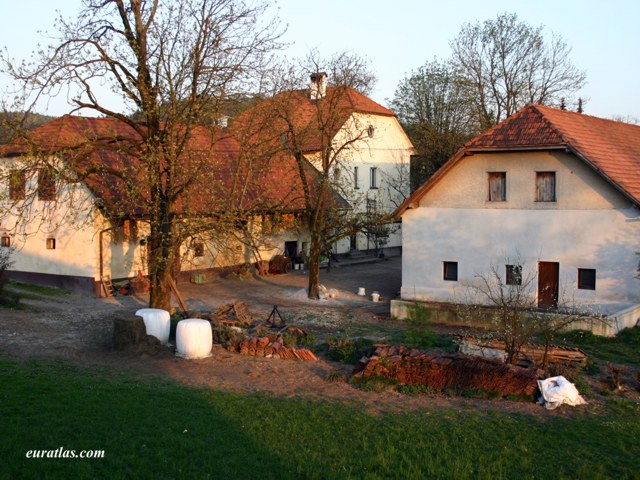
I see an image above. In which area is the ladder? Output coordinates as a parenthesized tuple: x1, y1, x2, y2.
(101, 275, 115, 297)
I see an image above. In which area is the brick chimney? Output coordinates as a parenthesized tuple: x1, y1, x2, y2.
(309, 72, 327, 101)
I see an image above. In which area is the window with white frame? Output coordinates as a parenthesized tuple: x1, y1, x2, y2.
(370, 167, 378, 189)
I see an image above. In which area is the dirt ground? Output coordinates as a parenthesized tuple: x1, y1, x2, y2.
(0, 258, 624, 415)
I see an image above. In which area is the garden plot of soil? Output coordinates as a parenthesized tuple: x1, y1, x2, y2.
(0, 258, 628, 415)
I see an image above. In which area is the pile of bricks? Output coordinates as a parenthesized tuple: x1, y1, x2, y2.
(353, 345, 539, 397)
(236, 336, 318, 361)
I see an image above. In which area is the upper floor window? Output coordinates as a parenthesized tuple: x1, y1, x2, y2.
(370, 167, 378, 189)
(9, 170, 26, 201)
(536, 171, 556, 202)
(354, 166, 359, 189)
(1, 236, 10, 248)
(38, 167, 56, 201)
(488, 172, 506, 202)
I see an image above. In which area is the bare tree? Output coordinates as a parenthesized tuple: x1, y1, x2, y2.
(390, 58, 477, 188)
(458, 258, 609, 367)
(450, 13, 586, 129)
(0, 0, 283, 309)
(238, 52, 388, 299)
(458, 260, 539, 364)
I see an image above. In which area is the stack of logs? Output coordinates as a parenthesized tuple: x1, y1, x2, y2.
(354, 344, 540, 397)
(235, 336, 318, 361)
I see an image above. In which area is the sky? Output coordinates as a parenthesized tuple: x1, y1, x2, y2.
(0, 0, 638, 120)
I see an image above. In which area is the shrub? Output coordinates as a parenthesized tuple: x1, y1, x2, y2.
(326, 337, 373, 364)
(0, 248, 15, 305)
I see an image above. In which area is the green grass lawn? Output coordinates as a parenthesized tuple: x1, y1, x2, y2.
(1, 359, 639, 479)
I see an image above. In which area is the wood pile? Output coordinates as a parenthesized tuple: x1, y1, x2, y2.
(207, 302, 254, 327)
(459, 337, 587, 367)
(354, 345, 539, 397)
(235, 336, 318, 361)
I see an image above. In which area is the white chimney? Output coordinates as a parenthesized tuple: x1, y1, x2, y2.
(310, 72, 327, 101)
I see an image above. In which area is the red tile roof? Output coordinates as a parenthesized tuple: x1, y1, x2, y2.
(396, 105, 640, 217)
(1, 115, 346, 218)
(234, 86, 395, 153)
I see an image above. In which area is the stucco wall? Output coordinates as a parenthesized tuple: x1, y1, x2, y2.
(312, 112, 413, 254)
(401, 150, 640, 318)
(421, 150, 630, 210)
(0, 161, 101, 280)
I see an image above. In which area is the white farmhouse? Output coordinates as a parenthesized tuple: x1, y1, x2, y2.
(392, 105, 640, 334)
(0, 116, 324, 294)
(241, 73, 415, 256)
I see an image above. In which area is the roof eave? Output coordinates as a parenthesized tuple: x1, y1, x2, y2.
(566, 146, 640, 208)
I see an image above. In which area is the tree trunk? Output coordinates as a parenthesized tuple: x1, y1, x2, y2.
(148, 248, 173, 311)
(147, 212, 176, 311)
(307, 233, 322, 299)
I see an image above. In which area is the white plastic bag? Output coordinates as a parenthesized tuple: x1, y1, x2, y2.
(537, 376, 587, 410)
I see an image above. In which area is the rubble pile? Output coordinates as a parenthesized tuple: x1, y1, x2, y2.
(354, 345, 539, 397)
(235, 336, 318, 361)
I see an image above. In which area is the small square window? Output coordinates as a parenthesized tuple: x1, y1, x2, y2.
(1, 236, 10, 248)
(443, 261, 458, 281)
(488, 172, 506, 201)
(578, 268, 596, 290)
(193, 242, 205, 258)
(506, 264, 522, 285)
(46, 238, 56, 250)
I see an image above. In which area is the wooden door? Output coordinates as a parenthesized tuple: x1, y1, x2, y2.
(538, 261, 559, 308)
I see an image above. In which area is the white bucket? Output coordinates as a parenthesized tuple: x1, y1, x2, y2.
(357, 287, 366, 296)
(371, 292, 380, 302)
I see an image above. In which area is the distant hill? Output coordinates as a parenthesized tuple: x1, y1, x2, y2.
(0, 112, 55, 145)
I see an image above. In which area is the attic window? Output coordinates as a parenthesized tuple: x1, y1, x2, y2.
(193, 242, 205, 258)
(1, 236, 10, 248)
(536, 172, 556, 202)
(46, 238, 56, 250)
(488, 172, 506, 201)
(367, 125, 375, 138)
